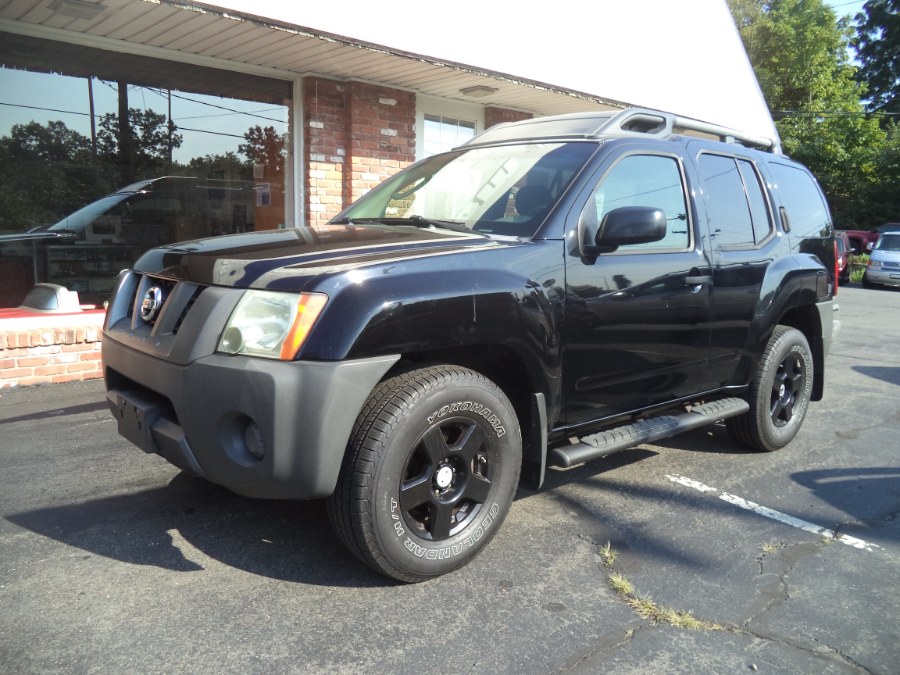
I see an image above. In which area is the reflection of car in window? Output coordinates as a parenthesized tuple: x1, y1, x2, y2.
(0, 176, 260, 308)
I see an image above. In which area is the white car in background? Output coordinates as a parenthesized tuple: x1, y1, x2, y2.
(863, 232, 900, 289)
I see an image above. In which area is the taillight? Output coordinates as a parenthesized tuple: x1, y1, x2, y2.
(833, 240, 839, 295)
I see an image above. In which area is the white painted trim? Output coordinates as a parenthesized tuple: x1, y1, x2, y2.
(291, 77, 305, 228)
(414, 94, 484, 161)
(0, 18, 298, 81)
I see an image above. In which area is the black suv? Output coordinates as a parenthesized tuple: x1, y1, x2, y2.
(103, 109, 838, 582)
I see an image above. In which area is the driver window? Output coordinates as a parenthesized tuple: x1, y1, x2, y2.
(583, 154, 690, 251)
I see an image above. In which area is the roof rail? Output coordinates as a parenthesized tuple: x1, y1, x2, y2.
(596, 108, 779, 153)
(462, 107, 780, 154)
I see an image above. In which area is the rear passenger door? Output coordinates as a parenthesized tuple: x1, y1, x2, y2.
(695, 151, 783, 388)
(564, 149, 714, 426)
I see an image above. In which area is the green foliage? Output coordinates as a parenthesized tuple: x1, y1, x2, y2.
(853, 0, 900, 115)
(96, 107, 183, 181)
(0, 121, 111, 230)
(728, 0, 897, 228)
(239, 125, 284, 178)
(186, 152, 252, 182)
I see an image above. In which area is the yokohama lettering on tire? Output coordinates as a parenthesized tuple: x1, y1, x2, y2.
(327, 365, 522, 582)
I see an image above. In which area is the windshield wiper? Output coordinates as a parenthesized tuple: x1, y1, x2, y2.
(335, 216, 479, 236)
(406, 215, 473, 234)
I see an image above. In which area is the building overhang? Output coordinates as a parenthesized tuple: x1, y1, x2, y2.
(0, 0, 623, 117)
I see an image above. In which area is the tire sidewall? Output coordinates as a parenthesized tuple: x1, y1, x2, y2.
(757, 331, 813, 450)
(370, 376, 521, 579)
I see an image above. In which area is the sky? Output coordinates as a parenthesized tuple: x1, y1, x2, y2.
(0, 0, 872, 158)
(0, 68, 288, 164)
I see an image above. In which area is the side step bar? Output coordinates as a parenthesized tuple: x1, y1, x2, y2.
(550, 397, 750, 468)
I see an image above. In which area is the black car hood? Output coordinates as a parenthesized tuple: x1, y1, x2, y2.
(134, 224, 501, 291)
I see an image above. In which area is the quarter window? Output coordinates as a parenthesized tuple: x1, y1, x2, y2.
(769, 163, 831, 238)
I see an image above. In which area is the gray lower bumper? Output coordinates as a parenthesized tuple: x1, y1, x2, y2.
(104, 338, 399, 499)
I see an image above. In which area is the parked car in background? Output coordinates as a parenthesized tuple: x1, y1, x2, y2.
(835, 230, 851, 284)
(0, 177, 264, 309)
(862, 232, 900, 289)
(839, 228, 879, 255)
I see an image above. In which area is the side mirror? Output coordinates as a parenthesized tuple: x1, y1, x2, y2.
(583, 206, 667, 256)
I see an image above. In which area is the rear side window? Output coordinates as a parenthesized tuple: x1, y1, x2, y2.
(698, 154, 772, 247)
(769, 162, 831, 238)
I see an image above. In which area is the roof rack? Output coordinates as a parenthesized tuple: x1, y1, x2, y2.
(599, 108, 779, 153)
(463, 107, 780, 154)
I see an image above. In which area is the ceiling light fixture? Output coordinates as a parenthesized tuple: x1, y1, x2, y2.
(49, 0, 106, 20)
(459, 85, 499, 99)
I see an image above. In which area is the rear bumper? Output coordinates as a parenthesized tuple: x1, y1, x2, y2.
(104, 336, 398, 499)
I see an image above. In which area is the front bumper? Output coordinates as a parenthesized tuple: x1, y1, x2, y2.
(864, 269, 900, 288)
(104, 331, 398, 500)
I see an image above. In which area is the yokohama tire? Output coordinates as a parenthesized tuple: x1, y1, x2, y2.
(726, 326, 813, 452)
(327, 365, 522, 582)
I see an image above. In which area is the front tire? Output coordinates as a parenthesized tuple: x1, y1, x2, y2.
(328, 365, 522, 582)
(727, 326, 813, 452)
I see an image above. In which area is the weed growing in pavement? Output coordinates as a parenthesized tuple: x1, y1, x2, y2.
(602, 546, 723, 631)
(599, 541, 618, 567)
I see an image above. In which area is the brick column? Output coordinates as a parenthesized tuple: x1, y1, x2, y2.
(303, 78, 416, 226)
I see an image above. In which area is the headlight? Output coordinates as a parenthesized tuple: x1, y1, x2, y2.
(217, 290, 327, 360)
(868, 259, 882, 270)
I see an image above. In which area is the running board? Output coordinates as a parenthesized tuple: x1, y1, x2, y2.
(550, 397, 750, 468)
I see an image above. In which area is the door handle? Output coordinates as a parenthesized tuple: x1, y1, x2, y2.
(685, 274, 712, 286)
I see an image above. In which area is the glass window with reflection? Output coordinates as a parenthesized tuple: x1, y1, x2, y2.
(583, 154, 690, 251)
(0, 34, 292, 308)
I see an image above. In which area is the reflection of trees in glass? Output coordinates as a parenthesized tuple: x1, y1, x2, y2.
(96, 108, 183, 180)
(0, 117, 284, 233)
(239, 125, 284, 179)
(0, 121, 103, 229)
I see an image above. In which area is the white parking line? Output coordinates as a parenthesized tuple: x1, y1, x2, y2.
(666, 474, 882, 553)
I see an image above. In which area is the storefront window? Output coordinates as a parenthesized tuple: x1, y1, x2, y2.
(0, 34, 292, 308)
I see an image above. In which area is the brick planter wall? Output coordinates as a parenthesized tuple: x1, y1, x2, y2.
(0, 314, 105, 389)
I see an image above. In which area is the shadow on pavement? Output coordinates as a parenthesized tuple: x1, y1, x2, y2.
(0, 401, 108, 426)
(791, 467, 900, 546)
(6, 472, 390, 588)
(851, 365, 900, 386)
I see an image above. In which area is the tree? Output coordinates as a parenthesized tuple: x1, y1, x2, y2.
(853, 0, 900, 115)
(96, 107, 183, 181)
(239, 125, 284, 180)
(728, 0, 887, 227)
(0, 121, 107, 230)
(186, 152, 252, 182)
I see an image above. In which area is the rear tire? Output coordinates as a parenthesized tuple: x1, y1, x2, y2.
(328, 365, 521, 582)
(727, 326, 813, 452)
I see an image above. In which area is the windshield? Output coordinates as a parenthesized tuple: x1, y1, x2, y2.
(47, 193, 135, 237)
(335, 142, 596, 238)
(875, 234, 900, 252)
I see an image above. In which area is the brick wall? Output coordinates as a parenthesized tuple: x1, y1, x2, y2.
(304, 77, 416, 226)
(0, 315, 104, 388)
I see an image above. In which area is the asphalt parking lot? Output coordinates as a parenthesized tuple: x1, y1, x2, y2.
(1, 284, 898, 674)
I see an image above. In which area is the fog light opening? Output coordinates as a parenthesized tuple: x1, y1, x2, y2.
(244, 422, 266, 461)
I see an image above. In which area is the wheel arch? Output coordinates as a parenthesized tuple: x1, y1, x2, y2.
(777, 304, 825, 401)
(388, 343, 549, 488)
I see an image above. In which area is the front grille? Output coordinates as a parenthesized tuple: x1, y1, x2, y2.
(126, 273, 204, 336)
